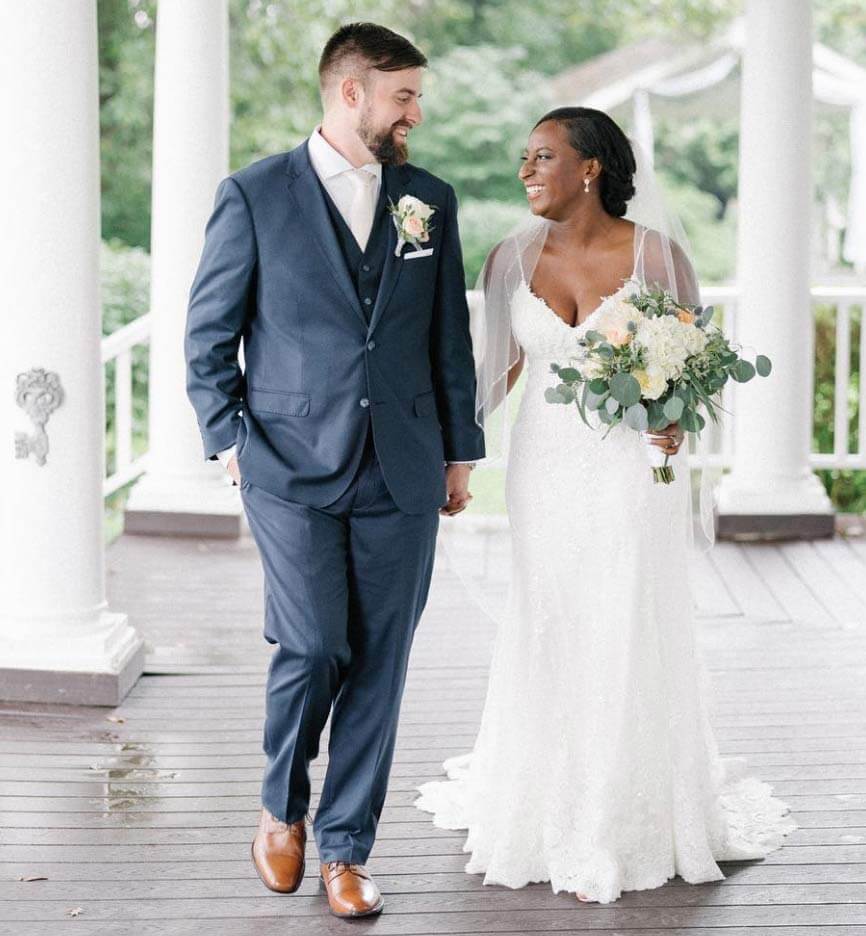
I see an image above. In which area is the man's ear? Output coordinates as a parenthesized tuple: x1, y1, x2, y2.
(340, 76, 363, 110)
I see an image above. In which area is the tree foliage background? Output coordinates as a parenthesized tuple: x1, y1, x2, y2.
(98, 0, 866, 512)
(99, 0, 863, 282)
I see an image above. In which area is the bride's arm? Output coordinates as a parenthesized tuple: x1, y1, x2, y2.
(506, 346, 525, 393)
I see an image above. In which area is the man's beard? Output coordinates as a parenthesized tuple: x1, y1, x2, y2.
(358, 108, 410, 166)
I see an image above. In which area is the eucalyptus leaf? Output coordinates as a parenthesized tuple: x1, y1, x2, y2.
(755, 354, 772, 377)
(544, 387, 566, 404)
(584, 330, 606, 344)
(575, 383, 595, 429)
(585, 388, 608, 411)
(663, 396, 684, 421)
(731, 359, 756, 382)
(558, 367, 580, 382)
(679, 406, 698, 432)
(605, 395, 620, 416)
(647, 400, 668, 431)
(588, 378, 608, 395)
(624, 402, 649, 431)
(609, 372, 642, 407)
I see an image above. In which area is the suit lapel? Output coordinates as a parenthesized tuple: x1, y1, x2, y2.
(368, 163, 411, 336)
(285, 142, 367, 329)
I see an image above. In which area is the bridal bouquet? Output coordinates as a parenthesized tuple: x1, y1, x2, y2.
(545, 282, 771, 483)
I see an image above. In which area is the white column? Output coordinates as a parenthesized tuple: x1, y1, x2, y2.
(0, 2, 144, 704)
(124, 0, 242, 537)
(716, 0, 834, 536)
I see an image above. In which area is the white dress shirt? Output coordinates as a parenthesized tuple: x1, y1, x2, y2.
(216, 127, 475, 472)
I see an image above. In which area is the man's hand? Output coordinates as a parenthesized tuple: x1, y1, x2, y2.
(226, 454, 242, 487)
(440, 464, 473, 516)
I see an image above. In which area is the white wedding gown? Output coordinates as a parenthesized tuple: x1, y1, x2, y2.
(414, 276, 797, 903)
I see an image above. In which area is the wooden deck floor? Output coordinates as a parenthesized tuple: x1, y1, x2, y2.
(2, 528, 866, 935)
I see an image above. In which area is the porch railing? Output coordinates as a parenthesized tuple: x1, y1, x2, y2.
(101, 285, 866, 496)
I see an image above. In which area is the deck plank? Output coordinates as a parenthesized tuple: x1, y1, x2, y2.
(3, 530, 866, 932)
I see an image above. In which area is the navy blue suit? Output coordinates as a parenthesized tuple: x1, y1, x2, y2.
(184, 139, 484, 862)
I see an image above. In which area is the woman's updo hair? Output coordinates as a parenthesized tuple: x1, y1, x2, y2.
(533, 106, 637, 217)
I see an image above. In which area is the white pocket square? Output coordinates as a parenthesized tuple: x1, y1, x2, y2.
(403, 248, 434, 260)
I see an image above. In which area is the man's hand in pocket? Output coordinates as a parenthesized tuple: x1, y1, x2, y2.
(227, 454, 241, 487)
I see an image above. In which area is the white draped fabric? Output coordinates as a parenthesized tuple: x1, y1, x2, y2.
(579, 19, 866, 272)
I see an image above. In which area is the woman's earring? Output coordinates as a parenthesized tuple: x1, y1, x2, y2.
(584, 178, 591, 193)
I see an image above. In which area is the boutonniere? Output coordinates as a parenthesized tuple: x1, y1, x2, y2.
(387, 194, 436, 257)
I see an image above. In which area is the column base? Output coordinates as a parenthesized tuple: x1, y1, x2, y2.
(0, 611, 146, 706)
(715, 512, 835, 541)
(124, 470, 247, 538)
(715, 471, 835, 541)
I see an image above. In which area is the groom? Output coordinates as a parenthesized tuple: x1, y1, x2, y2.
(184, 22, 484, 919)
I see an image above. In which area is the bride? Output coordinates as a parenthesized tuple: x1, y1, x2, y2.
(414, 107, 797, 904)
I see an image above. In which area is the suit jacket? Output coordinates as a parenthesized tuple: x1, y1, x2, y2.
(184, 140, 485, 514)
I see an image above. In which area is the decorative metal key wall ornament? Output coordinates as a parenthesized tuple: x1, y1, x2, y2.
(14, 368, 64, 466)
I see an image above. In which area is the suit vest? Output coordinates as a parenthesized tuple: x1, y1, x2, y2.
(317, 175, 391, 323)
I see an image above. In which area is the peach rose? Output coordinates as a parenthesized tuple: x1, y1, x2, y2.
(404, 216, 425, 238)
(604, 328, 632, 347)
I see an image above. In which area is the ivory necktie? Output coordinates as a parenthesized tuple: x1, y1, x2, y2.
(347, 168, 376, 252)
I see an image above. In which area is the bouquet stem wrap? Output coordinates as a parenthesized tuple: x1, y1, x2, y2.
(641, 431, 675, 484)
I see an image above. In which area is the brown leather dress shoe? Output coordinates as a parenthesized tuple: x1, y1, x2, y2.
(250, 810, 306, 893)
(319, 861, 384, 918)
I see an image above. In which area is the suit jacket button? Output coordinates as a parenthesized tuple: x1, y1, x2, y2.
(363, 297, 372, 306)
(360, 398, 370, 408)
(367, 340, 376, 350)
(362, 264, 371, 272)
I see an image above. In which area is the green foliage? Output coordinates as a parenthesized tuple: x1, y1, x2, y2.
(100, 240, 151, 478)
(98, 0, 156, 249)
(658, 171, 738, 282)
(101, 239, 150, 335)
(663, 396, 684, 421)
(609, 372, 642, 407)
(813, 304, 866, 513)
(411, 45, 552, 203)
(655, 117, 739, 219)
(97, 0, 742, 263)
(624, 401, 648, 430)
(94, 0, 866, 519)
(455, 198, 531, 286)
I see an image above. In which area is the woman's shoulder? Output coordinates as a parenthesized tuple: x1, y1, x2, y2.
(634, 222, 691, 265)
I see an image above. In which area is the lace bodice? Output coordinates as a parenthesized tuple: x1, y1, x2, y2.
(511, 277, 633, 357)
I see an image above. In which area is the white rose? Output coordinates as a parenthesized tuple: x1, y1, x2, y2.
(594, 297, 639, 339)
(634, 364, 668, 400)
(636, 316, 690, 381)
(681, 321, 707, 356)
(398, 195, 434, 220)
(579, 356, 607, 380)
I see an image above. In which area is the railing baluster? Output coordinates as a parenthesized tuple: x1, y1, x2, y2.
(722, 296, 736, 465)
(858, 305, 866, 464)
(834, 301, 851, 461)
(115, 348, 132, 471)
(101, 313, 150, 498)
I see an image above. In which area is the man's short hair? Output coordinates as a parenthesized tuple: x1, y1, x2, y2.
(318, 22, 427, 95)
